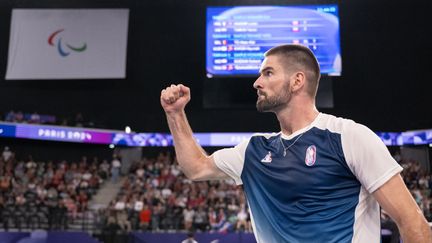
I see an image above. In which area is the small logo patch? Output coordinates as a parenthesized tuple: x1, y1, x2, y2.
(261, 151, 272, 163)
(305, 145, 317, 166)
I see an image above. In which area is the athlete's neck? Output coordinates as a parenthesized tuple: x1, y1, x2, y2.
(276, 98, 319, 136)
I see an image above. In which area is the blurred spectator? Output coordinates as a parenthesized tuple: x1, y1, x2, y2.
(5, 110, 15, 122)
(103, 213, 121, 237)
(111, 155, 121, 184)
(116, 208, 131, 232)
(74, 113, 84, 127)
(139, 204, 151, 230)
(99, 159, 110, 180)
(236, 204, 251, 232)
(15, 111, 24, 123)
(53, 200, 68, 230)
(193, 205, 208, 231)
(208, 207, 217, 231)
(227, 198, 239, 215)
(151, 202, 164, 231)
(29, 112, 41, 124)
(2, 147, 13, 162)
(183, 205, 195, 231)
(181, 232, 198, 243)
(215, 208, 227, 232)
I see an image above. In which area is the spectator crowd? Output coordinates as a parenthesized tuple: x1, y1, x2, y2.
(0, 146, 110, 230)
(2, 110, 96, 128)
(103, 151, 253, 233)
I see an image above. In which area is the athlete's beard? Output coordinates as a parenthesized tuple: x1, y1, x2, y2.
(256, 81, 292, 112)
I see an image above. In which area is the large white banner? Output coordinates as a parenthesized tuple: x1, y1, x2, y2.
(6, 9, 129, 80)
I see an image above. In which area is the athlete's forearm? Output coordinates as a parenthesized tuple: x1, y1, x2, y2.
(165, 111, 209, 179)
(399, 215, 432, 243)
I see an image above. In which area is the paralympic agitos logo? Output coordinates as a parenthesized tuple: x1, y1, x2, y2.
(48, 29, 87, 57)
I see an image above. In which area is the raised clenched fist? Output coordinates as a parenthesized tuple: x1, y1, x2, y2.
(160, 84, 191, 114)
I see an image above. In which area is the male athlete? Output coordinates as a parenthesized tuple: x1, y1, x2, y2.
(160, 44, 431, 242)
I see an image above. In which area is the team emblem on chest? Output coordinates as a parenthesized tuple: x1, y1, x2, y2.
(305, 145, 317, 166)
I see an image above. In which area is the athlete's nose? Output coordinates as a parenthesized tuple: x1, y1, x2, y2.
(253, 76, 263, 90)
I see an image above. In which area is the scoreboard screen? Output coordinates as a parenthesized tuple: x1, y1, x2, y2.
(206, 5, 341, 77)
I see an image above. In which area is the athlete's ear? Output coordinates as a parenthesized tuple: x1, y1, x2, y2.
(291, 71, 306, 93)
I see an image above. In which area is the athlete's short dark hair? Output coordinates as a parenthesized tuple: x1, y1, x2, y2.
(265, 44, 321, 97)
